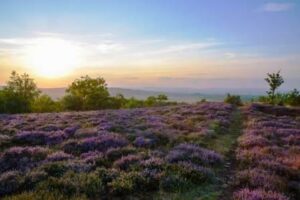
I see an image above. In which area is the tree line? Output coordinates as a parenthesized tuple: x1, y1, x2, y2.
(0, 71, 175, 114)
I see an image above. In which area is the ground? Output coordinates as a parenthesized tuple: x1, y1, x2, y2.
(0, 102, 299, 200)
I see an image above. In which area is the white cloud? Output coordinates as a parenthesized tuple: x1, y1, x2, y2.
(262, 3, 294, 12)
(96, 41, 126, 54)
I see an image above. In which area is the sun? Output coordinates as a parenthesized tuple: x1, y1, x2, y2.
(24, 37, 82, 78)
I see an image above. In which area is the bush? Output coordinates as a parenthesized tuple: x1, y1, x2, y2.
(41, 162, 69, 177)
(160, 175, 191, 192)
(0, 146, 48, 173)
(3, 191, 87, 200)
(285, 89, 300, 106)
(224, 93, 243, 106)
(31, 95, 59, 113)
(110, 171, 143, 195)
(169, 161, 214, 184)
(233, 188, 288, 200)
(0, 171, 24, 196)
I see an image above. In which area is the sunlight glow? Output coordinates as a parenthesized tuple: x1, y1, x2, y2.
(24, 37, 82, 78)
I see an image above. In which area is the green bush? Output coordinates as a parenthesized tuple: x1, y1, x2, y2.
(224, 93, 243, 106)
(110, 171, 144, 195)
(31, 95, 59, 113)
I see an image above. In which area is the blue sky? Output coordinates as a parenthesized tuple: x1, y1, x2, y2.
(0, 0, 299, 91)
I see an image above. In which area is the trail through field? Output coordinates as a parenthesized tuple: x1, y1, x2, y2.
(217, 109, 243, 200)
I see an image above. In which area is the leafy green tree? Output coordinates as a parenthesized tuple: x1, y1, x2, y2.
(1, 71, 40, 113)
(63, 75, 110, 110)
(265, 71, 284, 105)
(31, 94, 58, 113)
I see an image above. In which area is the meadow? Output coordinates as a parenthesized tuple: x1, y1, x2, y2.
(0, 102, 299, 200)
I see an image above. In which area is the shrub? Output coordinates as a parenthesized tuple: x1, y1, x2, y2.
(0, 146, 48, 172)
(63, 134, 128, 154)
(46, 151, 74, 162)
(233, 188, 288, 200)
(133, 136, 157, 148)
(41, 162, 69, 177)
(140, 157, 164, 170)
(113, 154, 141, 170)
(160, 175, 191, 192)
(105, 147, 137, 161)
(31, 95, 58, 113)
(235, 168, 287, 192)
(172, 161, 214, 183)
(224, 93, 243, 106)
(166, 143, 223, 166)
(23, 170, 48, 190)
(110, 171, 143, 195)
(3, 191, 88, 200)
(0, 171, 24, 196)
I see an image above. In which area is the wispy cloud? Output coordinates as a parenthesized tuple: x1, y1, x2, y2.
(261, 2, 294, 12)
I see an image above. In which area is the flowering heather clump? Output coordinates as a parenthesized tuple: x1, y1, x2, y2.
(235, 168, 286, 191)
(38, 124, 61, 132)
(63, 133, 128, 154)
(166, 143, 223, 166)
(0, 146, 48, 172)
(14, 130, 70, 145)
(80, 151, 104, 165)
(140, 157, 164, 170)
(113, 154, 141, 170)
(233, 188, 289, 200)
(133, 136, 157, 148)
(46, 151, 74, 162)
(175, 161, 213, 183)
(238, 134, 271, 148)
(0, 170, 23, 196)
(80, 133, 128, 153)
(105, 147, 137, 162)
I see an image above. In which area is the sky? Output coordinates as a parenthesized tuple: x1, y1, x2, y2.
(0, 0, 299, 92)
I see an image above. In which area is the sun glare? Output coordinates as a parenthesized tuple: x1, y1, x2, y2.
(24, 37, 82, 78)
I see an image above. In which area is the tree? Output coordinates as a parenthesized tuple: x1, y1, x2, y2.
(265, 71, 284, 105)
(63, 75, 110, 110)
(1, 71, 40, 113)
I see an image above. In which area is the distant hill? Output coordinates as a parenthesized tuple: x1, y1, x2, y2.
(40, 87, 258, 102)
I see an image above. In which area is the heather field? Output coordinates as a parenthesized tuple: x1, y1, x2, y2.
(0, 102, 299, 200)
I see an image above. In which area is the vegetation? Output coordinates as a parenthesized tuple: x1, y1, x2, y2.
(0, 71, 40, 113)
(265, 70, 284, 105)
(0, 71, 175, 114)
(224, 93, 243, 106)
(257, 71, 300, 106)
(0, 102, 236, 199)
